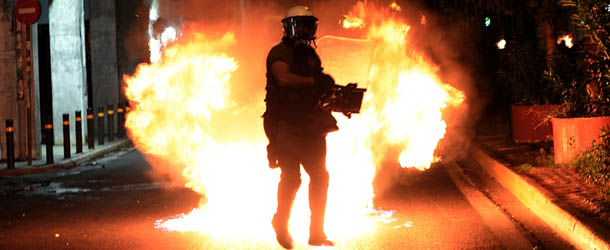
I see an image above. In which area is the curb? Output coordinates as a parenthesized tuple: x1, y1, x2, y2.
(470, 142, 610, 250)
(0, 139, 132, 177)
(445, 161, 533, 249)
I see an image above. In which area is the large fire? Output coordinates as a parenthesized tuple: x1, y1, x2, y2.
(124, 1, 464, 245)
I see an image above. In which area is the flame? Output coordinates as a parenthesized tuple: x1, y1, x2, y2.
(341, 1, 366, 29)
(390, 2, 401, 12)
(557, 34, 573, 48)
(354, 13, 464, 170)
(342, 16, 365, 29)
(124, 0, 464, 245)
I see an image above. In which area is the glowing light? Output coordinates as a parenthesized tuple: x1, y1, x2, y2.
(341, 1, 366, 29)
(421, 15, 426, 25)
(497, 39, 506, 49)
(342, 16, 365, 29)
(485, 17, 491, 27)
(390, 2, 401, 12)
(148, 0, 161, 63)
(557, 34, 573, 48)
(161, 27, 177, 46)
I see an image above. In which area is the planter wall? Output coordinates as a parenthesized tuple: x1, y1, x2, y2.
(511, 104, 559, 143)
(552, 116, 610, 164)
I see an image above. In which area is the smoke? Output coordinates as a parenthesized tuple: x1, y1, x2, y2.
(117, 0, 152, 77)
(408, 6, 487, 163)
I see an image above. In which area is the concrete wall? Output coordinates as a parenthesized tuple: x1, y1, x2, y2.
(90, 0, 119, 134)
(49, 0, 88, 144)
(0, 1, 18, 160)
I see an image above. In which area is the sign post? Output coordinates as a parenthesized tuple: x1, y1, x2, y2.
(15, 0, 41, 165)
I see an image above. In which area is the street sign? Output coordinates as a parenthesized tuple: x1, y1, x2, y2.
(15, 0, 41, 25)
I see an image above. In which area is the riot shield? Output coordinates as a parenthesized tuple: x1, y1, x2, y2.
(316, 35, 375, 88)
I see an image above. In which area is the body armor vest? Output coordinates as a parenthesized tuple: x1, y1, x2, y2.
(265, 42, 323, 119)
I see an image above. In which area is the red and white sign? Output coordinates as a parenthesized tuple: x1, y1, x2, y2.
(15, 0, 41, 25)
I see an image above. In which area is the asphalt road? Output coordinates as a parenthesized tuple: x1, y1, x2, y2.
(0, 148, 574, 250)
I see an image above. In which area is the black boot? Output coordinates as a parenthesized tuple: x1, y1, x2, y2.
(272, 215, 294, 249)
(273, 169, 300, 249)
(308, 170, 332, 246)
(308, 232, 334, 247)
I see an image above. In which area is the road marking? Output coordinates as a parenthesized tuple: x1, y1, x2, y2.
(99, 182, 169, 192)
(445, 161, 532, 249)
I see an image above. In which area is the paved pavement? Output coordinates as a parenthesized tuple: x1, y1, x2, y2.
(0, 138, 131, 177)
(472, 117, 610, 250)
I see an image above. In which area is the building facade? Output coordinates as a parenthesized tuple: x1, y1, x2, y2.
(0, 0, 145, 162)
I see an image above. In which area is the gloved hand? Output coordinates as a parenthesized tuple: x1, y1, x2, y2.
(267, 144, 279, 169)
(315, 73, 335, 90)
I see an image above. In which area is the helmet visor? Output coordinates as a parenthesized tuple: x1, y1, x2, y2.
(283, 16, 318, 41)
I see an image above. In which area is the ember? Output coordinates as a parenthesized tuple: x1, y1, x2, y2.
(557, 34, 573, 48)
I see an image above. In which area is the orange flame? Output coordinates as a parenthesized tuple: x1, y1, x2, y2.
(341, 1, 366, 29)
(557, 34, 573, 48)
(390, 2, 401, 12)
(124, 1, 464, 245)
(358, 15, 464, 170)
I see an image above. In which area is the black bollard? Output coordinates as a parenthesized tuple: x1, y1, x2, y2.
(5, 120, 15, 169)
(98, 107, 105, 145)
(107, 104, 115, 142)
(62, 114, 70, 159)
(87, 108, 94, 149)
(117, 103, 125, 138)
(75, 111, 83, 153)
(44, 119, 53, 164)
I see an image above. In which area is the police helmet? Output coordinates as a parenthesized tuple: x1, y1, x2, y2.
(282, 6, 318, 42)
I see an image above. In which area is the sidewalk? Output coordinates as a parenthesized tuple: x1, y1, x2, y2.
(0, 138, 132, 177)
(471, 112, 610, 250)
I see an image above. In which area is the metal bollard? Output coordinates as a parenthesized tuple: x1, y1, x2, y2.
(44, 119, 53, 164)
(5, 119, 15, 169)
(98, 107, 105, 145)
(107, 104, 115, 142)
(117, 104, 125, 138)
(75, 111, 83, 153)
(87, 108, 94, 149)
(62, 114, 70, 159)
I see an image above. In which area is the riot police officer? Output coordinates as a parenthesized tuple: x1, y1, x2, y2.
(263, 5, 336, 249)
